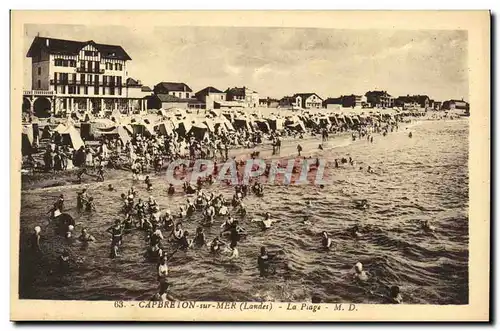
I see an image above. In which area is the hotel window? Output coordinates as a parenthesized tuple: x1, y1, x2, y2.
(94, 61, 99, 72)
(118, 87, 122, 95)
(94, 75, 99, 85)
(172, 92, 176, 97)
(94, 86, 99, 95)
(72, 73, 76, 84)
(80, 61, 85, 70)
(77, 86, 80, 95)
(84, 50, 97, 57)
(60, 86, 65, 94)
(68, 86, 76, 94)
(102, 87, 106, 95)
(87, 61, 92, 71)
(110, 87, 115, 96)
(103, 75, 108, 86)
(89, 75, 93, 84)
(84, 86, 88, 94)
(37, 67, 41, 75)
(55, 59, 63, 66)
(63, 60, 68, 67)
(37, 80, 41, 88)
(80, 74, 85, 84)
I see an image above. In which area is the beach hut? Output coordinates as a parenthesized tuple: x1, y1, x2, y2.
(254, 119, 271, 133)
(54, 124, 85, 150)
(176, 119, 193, 137)
(233, 117, 253, 131)
(286, 121, 306, 133)
(266, 116, 284, 131)
(157, 121, 175, 135)
(22, 126, 36, 156)
(203, 118, 215, 132)
(189, 124, 210, 141)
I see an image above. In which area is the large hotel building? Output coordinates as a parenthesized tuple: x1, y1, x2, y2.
(23, 36, 152, 117)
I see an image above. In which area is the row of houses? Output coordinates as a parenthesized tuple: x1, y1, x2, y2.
(147, 83, 260, 110)
(276, 91, 469, 111)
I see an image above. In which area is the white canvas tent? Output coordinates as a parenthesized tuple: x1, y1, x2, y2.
(54, 125, 85, 150)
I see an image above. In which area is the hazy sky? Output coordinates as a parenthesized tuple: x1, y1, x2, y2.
(23, 24, 468, 101)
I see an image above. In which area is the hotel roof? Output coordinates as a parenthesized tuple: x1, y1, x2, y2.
(26, 36, 132, 60)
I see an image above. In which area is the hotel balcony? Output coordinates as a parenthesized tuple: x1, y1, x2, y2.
(23, 90, 56, 96)
(76, 67, 105, 74)
(50, 79, 127, 87)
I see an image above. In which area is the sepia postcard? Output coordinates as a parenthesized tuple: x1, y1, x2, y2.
(10, 10, 490, 322)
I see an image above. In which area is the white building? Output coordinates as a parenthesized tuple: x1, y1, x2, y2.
(293, 93, 323, 109)
(23, 36, 152, 117)
(195, 86, 226, 109)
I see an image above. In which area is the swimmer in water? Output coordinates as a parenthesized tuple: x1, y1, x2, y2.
(145, 243, 163, 262)
(171, 223, 184, 241)
(79, 228, 95, 242)
(157, 255, 169, 300)
(162, 210, 175, 231)
(178, 230, 193, 250)
(252, 212, 276, 230)
(108, 184, 115, 191)
(355, 199, 369, 210)
(167, 184, 175, 195)
(65, 225, 74, 239)
(210, 237, 226, 254)
(193, 226, 206, 247)
(226, 241, 239, 260)
(321, 231, 333, 249)
(145, 175, 152, 191)
(257, 246, 271, 277)
(303, 216, 312, 226)
(389, 285, 403, 304)
(353, 262, 368, 281)
(179, 206, 187, 218)
(350, 225, 363, 238)
(31, 226, 42, 254)
(220, 216, 235, 233)
(58, 249, 71, 273)
(421, 220, 436, 232)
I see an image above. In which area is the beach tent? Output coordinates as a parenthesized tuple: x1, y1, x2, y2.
(157, 121, 175, 135)
(233, 117, 252, 131)
(176, 119, 193, 137)
(40, 125, 53, 139)
(266, 116, 284, 131)
(116, 126, 132, 145)
(54, 125, 85, 150)
(318, 116, 331, 126)
(22, 126, 36, 156)
(254, 119, 271, 133)
(132, 122, 156, 137)
(203, 119, 215, 132)
(208, 109, 220, 117)
(189, 124, 210, 141)
(286, 121, 306, 133)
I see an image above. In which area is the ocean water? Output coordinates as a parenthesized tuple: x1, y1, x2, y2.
(18, 119, 469, 304)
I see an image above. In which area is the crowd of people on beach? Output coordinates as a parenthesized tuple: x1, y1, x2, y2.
(24, 111, 433, 304)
